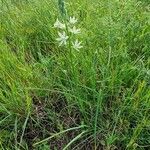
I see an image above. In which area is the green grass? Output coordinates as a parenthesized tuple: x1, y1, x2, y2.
(0, 0, 150, 149)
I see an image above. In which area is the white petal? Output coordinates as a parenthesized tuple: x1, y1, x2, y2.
(56, 37, 61, 41)
(59, 41, 63, 46)
(58, 32, 62, 37)
(69, 16, 77, 24)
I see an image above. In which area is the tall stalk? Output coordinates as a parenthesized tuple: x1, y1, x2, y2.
(58, 0, 66, 17)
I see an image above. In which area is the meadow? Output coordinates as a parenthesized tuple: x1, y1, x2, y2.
(0, 0, 150, 149)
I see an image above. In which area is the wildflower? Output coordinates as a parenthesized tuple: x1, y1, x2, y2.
(69, 16, 77, 24)
(72, 39, 83, 51)
(56, 31, 69, 46)
(69, 26, 80, 34)
(54, 19, 65, 29)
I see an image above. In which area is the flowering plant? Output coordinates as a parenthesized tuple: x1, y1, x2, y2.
(53, 16, 83, 51)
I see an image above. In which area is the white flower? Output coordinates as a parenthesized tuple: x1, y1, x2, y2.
(69, 26, 80, 34)
(56, 32, 69, 46)
(69, 16, 77, 24)
(54, 19, 65, 29)
(72, 39, 83, 51)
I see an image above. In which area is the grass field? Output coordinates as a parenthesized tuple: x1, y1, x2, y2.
(0, 0, 150, 149)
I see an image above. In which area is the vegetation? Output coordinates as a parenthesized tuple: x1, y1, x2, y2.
(0, 0, 150, 149)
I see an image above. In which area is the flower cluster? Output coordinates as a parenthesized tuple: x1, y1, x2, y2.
(54, 17, 83, 51)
